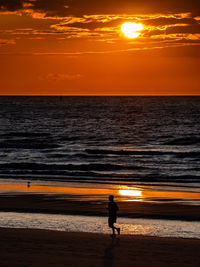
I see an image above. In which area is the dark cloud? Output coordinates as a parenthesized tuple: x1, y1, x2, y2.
(0, 0, 24, 11)
(68, 0, 200, 16)
(166, 24, 200, 34)
(58, 17, 199, 31)
(34, 0, 200, 16)
(142, 17, 197, 27)
(58, 19, 125, 31)
(144, 23, 200, 39)
(1, 0, 199, 16)
(0, 0, 199, 47)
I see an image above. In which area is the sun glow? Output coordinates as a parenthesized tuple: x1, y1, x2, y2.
(121, 22, 143, 38)
(119, 189, 142, 197)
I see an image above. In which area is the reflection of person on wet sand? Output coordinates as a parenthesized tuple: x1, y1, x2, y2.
(102, 238, 120, 267)
(108, 195, 120, 238)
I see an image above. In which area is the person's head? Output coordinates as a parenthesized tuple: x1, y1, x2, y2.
(109, 195, 114, 202)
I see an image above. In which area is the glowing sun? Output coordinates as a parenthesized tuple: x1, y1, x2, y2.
(121, 22, 143, 38)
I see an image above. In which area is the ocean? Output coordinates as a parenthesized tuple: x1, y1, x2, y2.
(0, 96, 200, 201)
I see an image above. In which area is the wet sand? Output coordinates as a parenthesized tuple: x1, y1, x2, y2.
(1, 192, 200, 266)
(0, 193, 200, 221)
(0, 227, 200, 267)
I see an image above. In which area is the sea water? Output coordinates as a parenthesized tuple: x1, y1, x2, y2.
(0, 211, 200, 239)
(0, 96, 200, 202)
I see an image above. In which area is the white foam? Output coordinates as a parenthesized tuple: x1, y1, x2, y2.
(0, 211, 200, 239)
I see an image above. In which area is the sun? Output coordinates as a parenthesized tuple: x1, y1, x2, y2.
(121, 22, 143, 38)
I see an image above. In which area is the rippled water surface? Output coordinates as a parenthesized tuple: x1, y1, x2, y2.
(0, 96, 200, 201)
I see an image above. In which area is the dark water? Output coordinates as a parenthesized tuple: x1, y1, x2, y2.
(0, 96, 200, 187)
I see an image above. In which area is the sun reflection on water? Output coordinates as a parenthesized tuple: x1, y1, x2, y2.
(118, 188, 142, 199)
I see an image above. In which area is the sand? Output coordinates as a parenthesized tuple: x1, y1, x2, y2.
(0, 193, 200, 266)
(0, 227, 199, 267)
(0, 193, 200, 221)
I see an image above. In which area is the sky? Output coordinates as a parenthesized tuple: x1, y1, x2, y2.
(0, 0, 199, 95)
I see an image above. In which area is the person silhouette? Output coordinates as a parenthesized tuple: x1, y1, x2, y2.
(108, 195, 120, 238)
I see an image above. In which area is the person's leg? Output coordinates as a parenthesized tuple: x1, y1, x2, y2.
(116, 227, 120, 235)
(112, 224, 120, 237)
(109, 219, 115, 237)
(113, 225, 120, 235)
(112, 226, 116, 236)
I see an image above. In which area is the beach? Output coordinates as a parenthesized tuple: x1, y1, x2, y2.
(0, 96, 200, 266)
(1, 191, 200, 266)
(0, 228, 200, 267)
(0, 0, 200, 262)
(0, 193, 200, 221)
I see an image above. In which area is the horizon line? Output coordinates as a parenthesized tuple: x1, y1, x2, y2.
(0, 94, 200, 97)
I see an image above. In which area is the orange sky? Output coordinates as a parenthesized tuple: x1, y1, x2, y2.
(0, 0, 199, 95)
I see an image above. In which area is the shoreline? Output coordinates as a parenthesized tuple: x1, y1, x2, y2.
(0, 193, 200, 221)
(0, 227, 200, 266)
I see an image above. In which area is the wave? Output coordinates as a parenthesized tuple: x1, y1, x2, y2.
(0, 173, 199, 184)
(1, 132, 51, 138)
(85, 149, 200, 158)
(0, 141, 58, 149)
(0, 131, 58, 149)
(46, 153, 106, 159)
(0, 162, 145, 171)
(164, 136, 200, 146)
(59, 136, 82, 142)
(85, 149, 167, 155)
